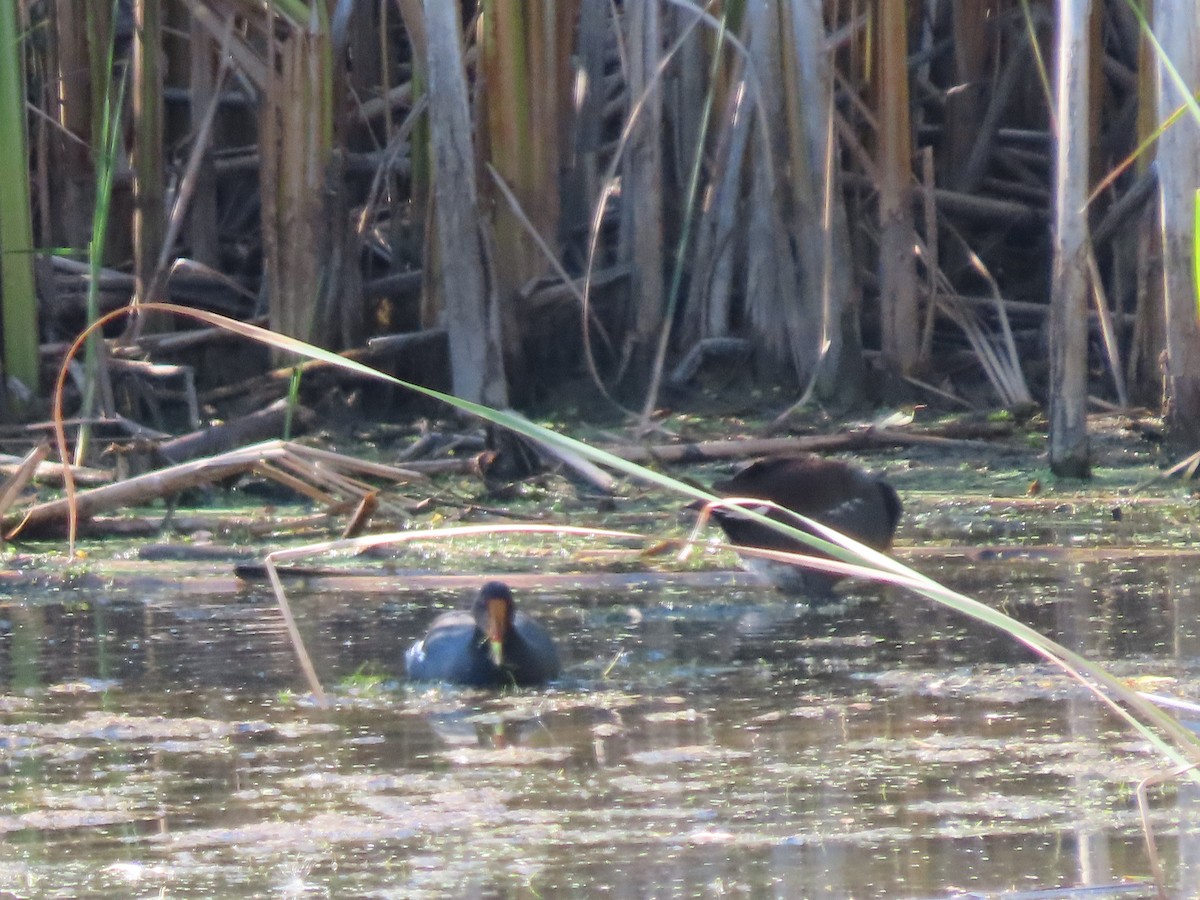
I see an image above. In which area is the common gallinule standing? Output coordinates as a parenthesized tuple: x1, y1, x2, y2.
(405, 581, 561, 686)
(699, 454, 902, 596)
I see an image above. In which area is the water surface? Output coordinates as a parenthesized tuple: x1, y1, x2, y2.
(2, 499, 1199, 897)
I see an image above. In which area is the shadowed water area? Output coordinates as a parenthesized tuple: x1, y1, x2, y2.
(2, 477, 1200, 897)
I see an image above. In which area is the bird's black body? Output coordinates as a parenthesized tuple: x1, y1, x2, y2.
(704, 455, 902, 596)
(405, 582, 561, 687)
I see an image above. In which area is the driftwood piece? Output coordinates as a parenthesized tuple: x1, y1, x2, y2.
(388, 457, 481, 476)
(353, 80, 413, 124)
(71, 509, 361, 539)
(668, 337, 753, 387)
(841, 171, 1045, 224)
(595, 433, 883, 464)
(365, 329, 448, 354)
(236, 566, 761, 590)
(284, 442, 428, 483)
(108, 356, 201, 431)
(158, 399, 313, 464)
(1091, 164, 1159, 247)
(135, 317, 270, 353)
(363, 270, 423, 301)
(50, 254, 136, 291)
(394, 423, 1020, 484)
(7, 414, 171, 443)
(946, 292, 1135, 325)
(596, 426, 1020, 465)
(488, 413, 617, 494)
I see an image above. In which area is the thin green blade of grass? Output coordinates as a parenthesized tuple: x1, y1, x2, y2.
(78, 2, 129, 464)
(284, 367, 302, 441)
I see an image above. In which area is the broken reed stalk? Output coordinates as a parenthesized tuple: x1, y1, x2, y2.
(0, 443, 50, 525)
(1136, 762, 1189, 900)
(8, 437, 421, 539)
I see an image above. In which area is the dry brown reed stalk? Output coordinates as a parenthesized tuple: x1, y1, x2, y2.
(0, 443, 50, 527)
(1136, 761, 1191, 899)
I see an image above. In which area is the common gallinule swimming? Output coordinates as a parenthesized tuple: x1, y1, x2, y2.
(698, 454, 902, 595)
(405, 581, 561, 687)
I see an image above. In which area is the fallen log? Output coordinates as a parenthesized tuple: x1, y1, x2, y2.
(594, 426, 1025, 466)
(198, 330, 447, 404)
(158, 399, 313, 464)
(594, 431, 894, 464)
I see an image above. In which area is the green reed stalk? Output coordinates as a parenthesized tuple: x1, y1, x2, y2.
(0, 0, 40, 401)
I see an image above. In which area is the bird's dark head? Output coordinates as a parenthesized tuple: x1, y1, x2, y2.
(474, 581, 515, 667)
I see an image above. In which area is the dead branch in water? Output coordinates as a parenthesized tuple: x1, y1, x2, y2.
(5, 440, 426, 539)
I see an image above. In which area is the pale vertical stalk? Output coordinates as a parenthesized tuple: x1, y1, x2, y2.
(875, 0, 919, 379)
(1048, 0, 1092, 476)
(132, 0, 164, 304)
(423, 0, 508, 407)
(682, 70, 751, 346)
(621, 0, 664, 366)
(1153, 2, 1200, 448)
(742, 0, 809, 378)
(261, 9, 333, 346)
(0, 0, 39, 397)
(786, 0, 862, 399)
(479, 0, 534, 382)
(49, 0, 98, 251)
(75, 1, 124, 462)
(187, 14, 220, 266)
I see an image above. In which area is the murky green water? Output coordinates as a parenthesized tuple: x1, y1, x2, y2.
(2, 495, 1200, 897)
